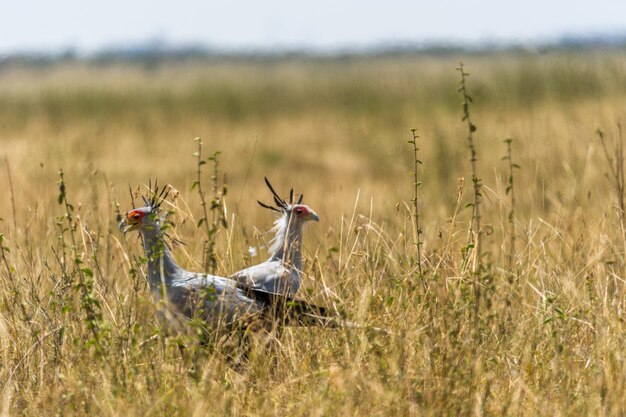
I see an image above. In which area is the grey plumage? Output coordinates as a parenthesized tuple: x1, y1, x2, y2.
(230, 178, 319, 297)
(119, 185, 331, 330)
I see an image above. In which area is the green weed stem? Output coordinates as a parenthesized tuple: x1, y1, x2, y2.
(503, 138, 518, 269)
(408, 129, 424, 284)
(457, 61, 483, 274)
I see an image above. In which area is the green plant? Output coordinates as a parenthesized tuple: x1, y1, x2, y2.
(502, 138, 519, 269)
(408, 128, 424, 284)
(56, 169, 105, 354)
(192, 138, 228, 274)
(457, 61, 483, 274)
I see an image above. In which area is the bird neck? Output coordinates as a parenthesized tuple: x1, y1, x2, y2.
(140, 222, 183, 290)
(269, 216, 304, 270)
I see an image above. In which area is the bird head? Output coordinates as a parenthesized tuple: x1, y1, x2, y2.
(290, 204, 320, 223)
(119, 206, 158, 233)
(257, 177, 320, 224)
(119, 181, 169, 234)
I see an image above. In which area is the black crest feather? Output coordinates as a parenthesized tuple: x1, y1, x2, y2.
(257, 177, 304, 214)
(143, 179, 170, 211)
(257, 200, 281, 213)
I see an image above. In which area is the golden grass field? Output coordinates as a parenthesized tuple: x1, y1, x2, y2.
(0, 51, 625, 416)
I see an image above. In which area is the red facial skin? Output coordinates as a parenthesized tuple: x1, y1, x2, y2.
(293, 206, 310, 216)
(127, 210, 145, 223)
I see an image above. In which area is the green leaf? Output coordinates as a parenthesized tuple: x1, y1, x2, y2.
(81, 267, 94, 278)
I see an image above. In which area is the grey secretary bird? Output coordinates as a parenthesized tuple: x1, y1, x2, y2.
(118, 183, 334, 330)
(230, 178, 319, 297)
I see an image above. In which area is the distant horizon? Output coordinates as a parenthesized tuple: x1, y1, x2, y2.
(2, 29, 626, 60)
(2, 0, 625, 56)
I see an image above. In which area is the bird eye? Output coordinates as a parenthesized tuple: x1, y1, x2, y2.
(131, 212, 142, 219)
(295, 207, 303, 214)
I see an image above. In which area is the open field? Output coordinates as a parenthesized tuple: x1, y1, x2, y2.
(0, 51, 625, 415)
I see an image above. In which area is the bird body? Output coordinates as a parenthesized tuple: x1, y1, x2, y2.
(119, 184, 330, 330)
(230, 260, 293, 296)
(123, 205, 262, 326)
(230, 178, 319, 297)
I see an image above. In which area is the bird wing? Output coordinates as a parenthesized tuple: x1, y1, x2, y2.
(167, 273, 263, 325)
(166, 273, 382, 332)
(229, 261, 299, 296)
(235, 286, 340, 327)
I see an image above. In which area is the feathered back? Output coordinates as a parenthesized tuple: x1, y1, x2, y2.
(268, 213, 290, 256)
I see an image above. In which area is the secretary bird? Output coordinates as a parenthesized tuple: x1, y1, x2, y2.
(230, 178, 319, 297)
(118, 182, 334, 331)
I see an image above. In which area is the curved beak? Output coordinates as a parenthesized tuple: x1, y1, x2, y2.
(118, 217, 139, 233)
(118, 218, 129, 233)
(309, 211, 320, 222)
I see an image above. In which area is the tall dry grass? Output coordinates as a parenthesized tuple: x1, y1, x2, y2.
(0, 51, 625, 415)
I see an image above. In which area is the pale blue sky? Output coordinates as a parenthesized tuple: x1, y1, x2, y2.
(1, 0, 625, 53)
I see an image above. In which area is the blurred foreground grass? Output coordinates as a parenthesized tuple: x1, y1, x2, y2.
(0, 51, 625, 415)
